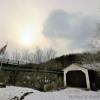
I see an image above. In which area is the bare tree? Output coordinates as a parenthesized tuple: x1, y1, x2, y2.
(88, 23, 100, 52)
(44, 48, 56, 61)
(33, 47, 44, 64)
(28, 52, 34, 63)
(33, 47, 56, 64)
(11, 50, 21, 61)
(0, 51, 9, 60)
(9, 47, 56, 64)
(21, 50, 30, 63)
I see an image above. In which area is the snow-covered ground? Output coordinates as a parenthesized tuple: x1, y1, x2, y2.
(0, 86, 100, 100)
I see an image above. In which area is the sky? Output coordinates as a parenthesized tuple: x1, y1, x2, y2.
(0, 0, 100, 55)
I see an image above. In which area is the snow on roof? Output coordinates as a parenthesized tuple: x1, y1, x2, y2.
(83, 63, 100, 72)
(63, 63, 100, 72)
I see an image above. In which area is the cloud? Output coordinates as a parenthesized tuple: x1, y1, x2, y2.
(43, 10, 99, 52)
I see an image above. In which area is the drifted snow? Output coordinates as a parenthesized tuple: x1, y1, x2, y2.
(0, 86, 100, 100)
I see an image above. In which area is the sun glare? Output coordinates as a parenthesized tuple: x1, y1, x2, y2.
(22, 32, 33, 44)
(19, 26, 37, 46)
(16, 24, 46, 48)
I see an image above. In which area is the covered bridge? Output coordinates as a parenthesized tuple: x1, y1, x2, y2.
(62, 63, 100, 90)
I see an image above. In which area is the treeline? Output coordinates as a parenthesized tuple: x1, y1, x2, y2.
(55, 51, 100, 67)
(40, 51, 100, 71)
(0, 47, 56, 64)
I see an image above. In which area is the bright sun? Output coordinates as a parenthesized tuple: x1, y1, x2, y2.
(19, 26, 37, 46)
(22, 32, 33, 44)
(16, 24, 45, 48)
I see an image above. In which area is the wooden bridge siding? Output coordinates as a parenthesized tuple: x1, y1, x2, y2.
(1, 68, 63, 74)
(0, 62, 63, 74)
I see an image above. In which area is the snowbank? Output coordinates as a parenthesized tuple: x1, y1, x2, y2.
(0, 86, 100, 100)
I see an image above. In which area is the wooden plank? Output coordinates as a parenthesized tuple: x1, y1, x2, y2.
(0, 61, 63, 74)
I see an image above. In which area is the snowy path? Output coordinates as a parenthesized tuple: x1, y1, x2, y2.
(0, 86, 100, 100)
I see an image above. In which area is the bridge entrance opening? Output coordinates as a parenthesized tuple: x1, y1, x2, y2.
(66, 70, 87, 88)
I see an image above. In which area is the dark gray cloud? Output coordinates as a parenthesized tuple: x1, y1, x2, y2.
(43, 10, 71, 38)
(43, 10, 99, 51)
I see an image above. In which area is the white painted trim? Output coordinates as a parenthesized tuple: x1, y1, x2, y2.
(63, 64, 91, 89)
